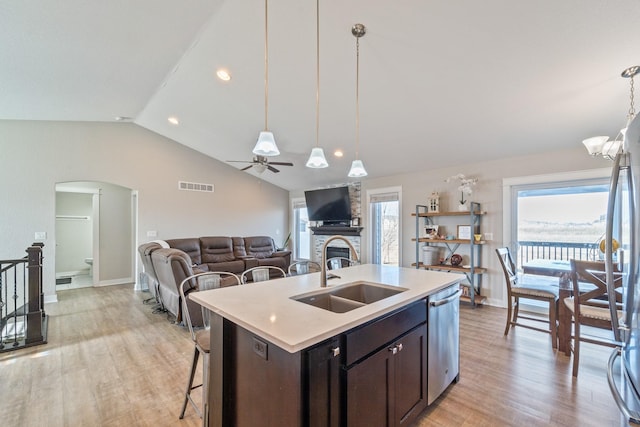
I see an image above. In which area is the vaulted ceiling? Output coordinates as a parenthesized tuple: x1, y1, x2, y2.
(2, 1, 639, 190)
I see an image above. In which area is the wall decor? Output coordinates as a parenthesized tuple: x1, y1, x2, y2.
(457, 225, 471, 240)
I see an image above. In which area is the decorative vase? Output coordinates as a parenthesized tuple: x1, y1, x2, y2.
(457, 201, 467, 211)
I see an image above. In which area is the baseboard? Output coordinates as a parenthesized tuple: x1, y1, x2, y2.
(44, 294, 58, 304)
(95, 277, 134, 287)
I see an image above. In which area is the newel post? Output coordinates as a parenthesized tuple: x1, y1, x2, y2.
(25, 243, 44, 344)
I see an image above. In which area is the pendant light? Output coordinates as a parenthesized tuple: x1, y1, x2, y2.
(582, 65, 640, 160)
(305, 0, 329, 168)
(348, 23, 368, 178)
(252, 0, 280, 157)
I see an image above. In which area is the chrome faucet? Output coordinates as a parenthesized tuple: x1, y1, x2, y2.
(320, 235, 359, 287)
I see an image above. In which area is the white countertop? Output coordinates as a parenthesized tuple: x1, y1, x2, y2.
(190, 264, 461, 353)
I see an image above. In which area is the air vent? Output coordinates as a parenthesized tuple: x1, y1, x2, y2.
(178, 181, 214, 193)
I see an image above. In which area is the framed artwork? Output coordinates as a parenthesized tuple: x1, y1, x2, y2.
(424, 225, 439, 239)
(457, 225, 471, 240)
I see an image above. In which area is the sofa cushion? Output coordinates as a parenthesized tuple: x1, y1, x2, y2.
(200, 236, 236, 263)
(244, 236, 276, 259)
(232, 236, 247, 258)
(165, 238, 202, 265)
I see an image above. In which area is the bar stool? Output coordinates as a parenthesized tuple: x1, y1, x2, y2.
(178, 272, 240, 419)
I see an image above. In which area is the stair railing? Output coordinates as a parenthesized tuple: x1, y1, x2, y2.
(0, 243, 46, 352)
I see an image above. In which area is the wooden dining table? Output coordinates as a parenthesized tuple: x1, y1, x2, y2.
(522, 259, 573, 355)
(522, 258, 619, 356)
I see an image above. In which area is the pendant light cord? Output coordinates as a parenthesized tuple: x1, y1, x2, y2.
(264, 0, 269, 131)
(355, 35, 360, 159)
(315, 0, 320, 148)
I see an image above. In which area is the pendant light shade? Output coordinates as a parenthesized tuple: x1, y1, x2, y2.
(348, 23, 368, 178)
(306, 147, 329, 168)
(252, 0, 280, 157)
(305, 0, 329, 169)
(254, 131, 280, 156)
(348, 159, 367, 177)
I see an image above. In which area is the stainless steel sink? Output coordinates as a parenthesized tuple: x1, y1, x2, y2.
(330, 281, 407, 304)
(291, 281, 408, 313)
(294, 293, 365, 313)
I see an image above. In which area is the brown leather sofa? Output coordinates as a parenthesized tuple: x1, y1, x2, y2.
(146, 236, 291, 322)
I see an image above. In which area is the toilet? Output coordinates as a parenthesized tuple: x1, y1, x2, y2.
(84, 258, 93, 276)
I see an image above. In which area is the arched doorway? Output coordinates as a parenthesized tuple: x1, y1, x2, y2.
(55, 181, 137, 290)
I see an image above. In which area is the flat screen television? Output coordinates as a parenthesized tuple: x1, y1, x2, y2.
(304, 186, 352, 226)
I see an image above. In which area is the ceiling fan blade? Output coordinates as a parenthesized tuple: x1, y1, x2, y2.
(227, 160, 253, 164)
(267, 165, 280, 173)
(240, 165, 253, 171)
(269, 162, 294, 166)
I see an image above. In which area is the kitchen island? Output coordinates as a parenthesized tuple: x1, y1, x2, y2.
(190, 263, 461, 427)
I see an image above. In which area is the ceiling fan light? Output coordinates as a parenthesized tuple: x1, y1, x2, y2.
(306, 147, 329, 168)
(253, 131, 280, 156)
(348, 159, 368, 178)
(254, 163, 268, 174)
(582, 136, 609, 156)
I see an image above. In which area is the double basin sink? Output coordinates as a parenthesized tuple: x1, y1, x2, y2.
(291, 281, 408, 313)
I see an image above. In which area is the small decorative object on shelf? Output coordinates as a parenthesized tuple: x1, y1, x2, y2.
(425, 225, 439, 239)
(457, 225, 471, 240)
(445, 173, 478, 211)
(427, 191, 440, 213)
(450, 254, 463, 266)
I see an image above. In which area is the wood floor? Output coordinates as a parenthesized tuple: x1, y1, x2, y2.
(0, 284, 626, 427)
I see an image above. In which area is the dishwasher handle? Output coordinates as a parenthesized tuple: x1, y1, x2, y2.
(429, 289, 462, 307)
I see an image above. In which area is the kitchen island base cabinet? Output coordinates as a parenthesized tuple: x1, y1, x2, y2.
(208, 293, 454, 427)
(346, 324, 427, 427)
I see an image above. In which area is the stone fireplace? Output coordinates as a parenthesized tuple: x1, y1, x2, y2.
(312, 233, 361, 263)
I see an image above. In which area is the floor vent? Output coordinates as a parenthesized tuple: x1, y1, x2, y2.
(178, 181, 214, 193)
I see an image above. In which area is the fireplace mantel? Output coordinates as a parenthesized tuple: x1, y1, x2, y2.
(310, 226, 363, 236)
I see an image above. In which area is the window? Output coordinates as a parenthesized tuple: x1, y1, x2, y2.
(292, 199, 311, 260)
(368, 188, 401, 266)
(503, 169, 611, 270)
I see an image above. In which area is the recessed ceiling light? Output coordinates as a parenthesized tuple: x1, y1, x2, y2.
(114, 116, 132, 121)
(216, 69, 231, 81)
(168, 116, 180, 125)
(334, 150, 344, 157)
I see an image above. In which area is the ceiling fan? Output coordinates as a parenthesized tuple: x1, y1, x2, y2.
(227, 155, 293, 174)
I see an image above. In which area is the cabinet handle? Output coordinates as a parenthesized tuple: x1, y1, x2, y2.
(389, 346, 398, 355)
(397, 343, 403, 352)
(331, 347, 340, 357)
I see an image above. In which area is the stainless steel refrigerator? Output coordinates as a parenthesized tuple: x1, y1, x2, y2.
(606, 111, 640, 424)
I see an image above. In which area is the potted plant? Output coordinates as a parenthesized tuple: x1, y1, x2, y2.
(445, 173, 478, 211)
(277, 232, 291, 251)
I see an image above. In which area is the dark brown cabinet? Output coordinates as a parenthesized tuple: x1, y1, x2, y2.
(345, 325, 427, 427)
(305, 338, 341, 427)
(210, 299, 430, 427)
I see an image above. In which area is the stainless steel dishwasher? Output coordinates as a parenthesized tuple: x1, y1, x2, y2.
(427, 283, 461, 405)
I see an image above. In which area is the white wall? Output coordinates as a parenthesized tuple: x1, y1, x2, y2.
(0, 120, 289, 302)
(291, 146, 613, 307)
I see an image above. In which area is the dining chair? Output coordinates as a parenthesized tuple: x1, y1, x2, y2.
(326, 257, 359, 271)
(288, 260, 321, 276)
(565, 259, 623, 377)
(495, 248, 559, 348)
(178, 271, 241, 419)
(240, 266, 286, 284)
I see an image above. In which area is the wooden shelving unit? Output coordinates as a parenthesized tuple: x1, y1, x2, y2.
(413, 203, 486, 306)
